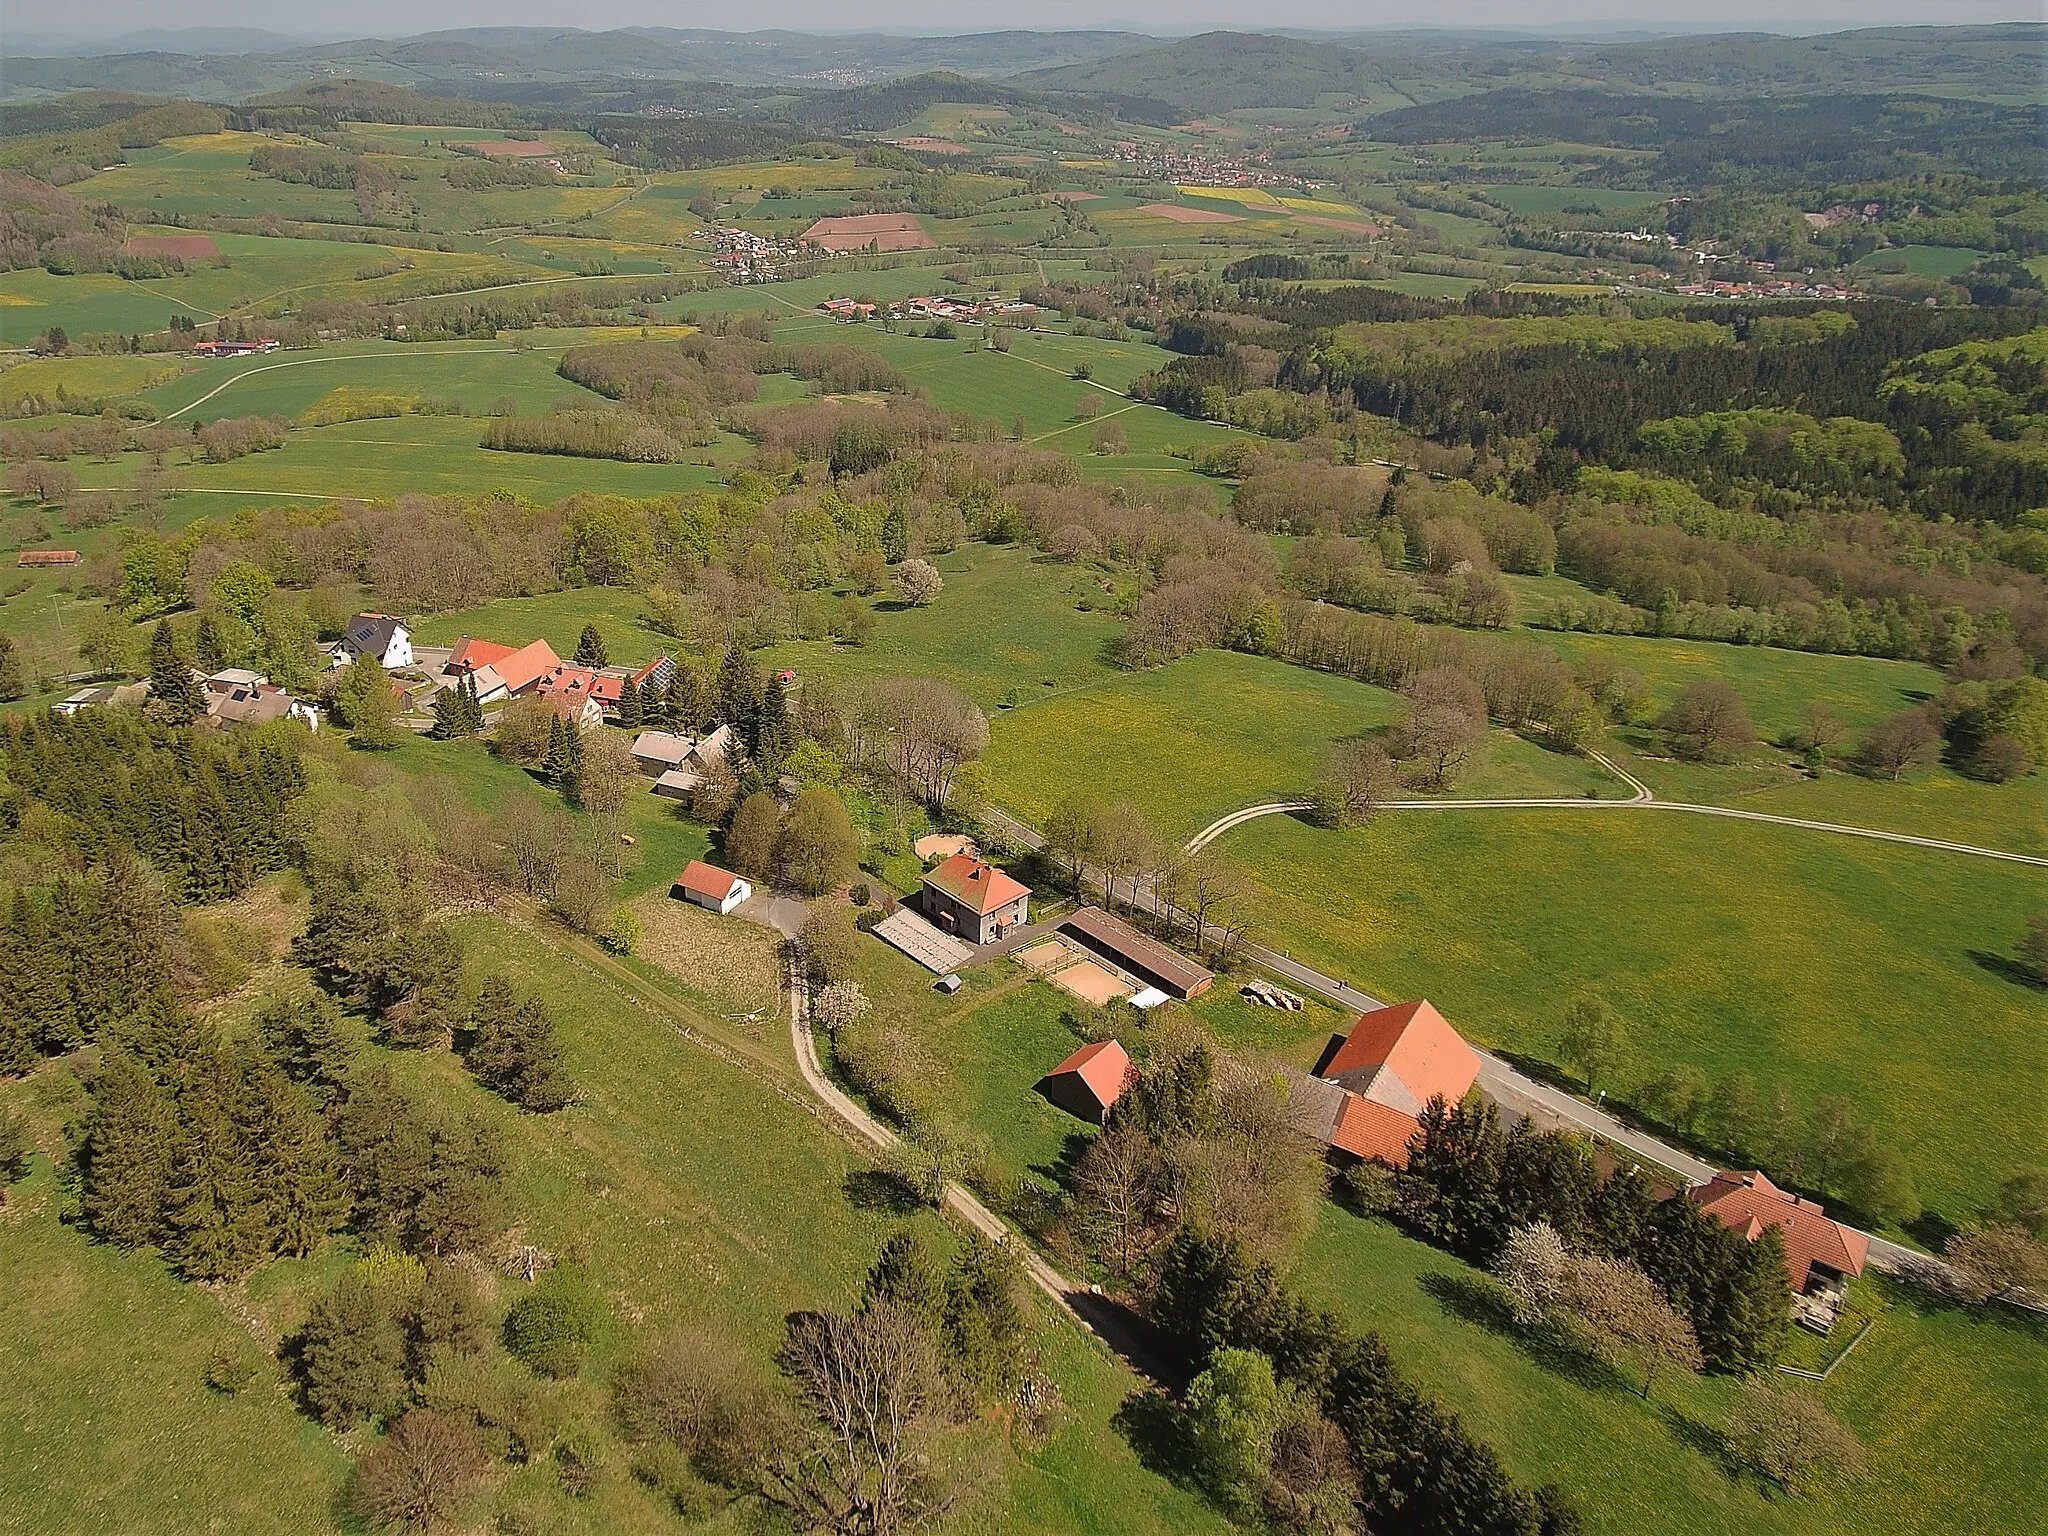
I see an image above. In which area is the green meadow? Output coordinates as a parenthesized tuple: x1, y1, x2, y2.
(1215, 806, 2044, 1220)
(1293, 1207, 2048, 1536)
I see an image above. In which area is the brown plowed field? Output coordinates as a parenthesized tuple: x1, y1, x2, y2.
(802, 213, 936, 251)
(122, 234, 220, 260)
(1134, 202, 1242, 224)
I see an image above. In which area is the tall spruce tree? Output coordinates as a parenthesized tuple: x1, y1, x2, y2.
(237, 1040, 347, 1258)
(195, 614, 228, 673)
(0, 890, 66, 1073)
(466, 978, 572, 1112)
(542, 714, 571, 784)
(0, 632, 26, 701)
(148, 620, 205, 724)
(752, 675, 795, 773)
(255, 990, 359, 1104)
(431, 685, 468, 739)
(162, 1067, 270, 1281)
(615, 674, 642, 730)
(574, 624, 609, 667)
(716, 644, 758, 739)
(78, 1052, 178, 1251)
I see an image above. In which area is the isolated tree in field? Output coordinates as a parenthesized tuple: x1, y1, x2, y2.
(1558, 1253, 1702, 1399)
(1658, 681, 1754, 763)
(780, 788, 860, 897)
(725, 791, 782, 883)
(1391, 668, 1487, 789)
(1945, 1223, 2048, 1304)
(2016, 912, 2048, 985)
(1723, 1382, 1867, 1495)
(1556, 994, 1629, 1097)
(1312, 738, 1400, 828)
(1494, 1221, 1573, 1325)
(1796, 700, 1849, 762)
(348, 1409, 488, 1533)
(1991, 1166, 2048, 1238)
(572, 728, 638, 821)
(1091, 419, 1128, 455)
(574, 623, 609, 667)
(767, 1304, 951, 1536)
(1856, 708, 1941, 781)
(893, 558, 943, 607)
(147, 620, 205, 724)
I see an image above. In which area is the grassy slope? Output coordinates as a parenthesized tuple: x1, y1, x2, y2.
(1293, 1206, 2048, 1536)
(1218, 808, 2042, 1218)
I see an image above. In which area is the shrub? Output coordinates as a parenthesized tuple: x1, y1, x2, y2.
(347, 1409, 488, 1533)
(504, 1266, 608, 1379)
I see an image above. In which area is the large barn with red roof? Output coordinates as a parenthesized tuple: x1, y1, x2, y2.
(1301, 999, 1483, 1168)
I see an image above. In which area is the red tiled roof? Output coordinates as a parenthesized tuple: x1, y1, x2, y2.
(16, 549, 80, 566)
(540, 665, 625, 706)
(1319, 999, 1480, 1111)
(1692, 1170, 1869, 1290)
(490, 638, 563, 695)
(922, 852, 1030, 915)
(1329, 1095, 1424, 1169)
(1048, 1039, 1132, 1116)
(449, 636, 518, 672)
(675, 859, 744, 902)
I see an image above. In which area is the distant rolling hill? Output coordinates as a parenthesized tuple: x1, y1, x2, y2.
(1019, 31, 1398, 118)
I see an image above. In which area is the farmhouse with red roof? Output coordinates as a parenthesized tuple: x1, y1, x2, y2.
(1305, 999, 1482, 1168)
(1692, 1169, 1868, 1328)
(919, 853, 1029, 945)
(1042, 1039, 1133, 1124)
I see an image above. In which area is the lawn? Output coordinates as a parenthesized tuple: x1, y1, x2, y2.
(1292, 1205, 2048, 1536)
(1215, 807, 2045, 1220)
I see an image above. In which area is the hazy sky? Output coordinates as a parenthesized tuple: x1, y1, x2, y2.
(9, 0, 2039, 44)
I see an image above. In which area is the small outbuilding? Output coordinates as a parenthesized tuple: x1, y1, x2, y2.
(1041, 1038, 1133, 1124)
(672, 859, 752, 916)
(633, 730, 695, 776)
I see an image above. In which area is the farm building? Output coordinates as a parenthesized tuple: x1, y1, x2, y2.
(1692, 1170, 1869, 1331)
(340, 613, 413, 669)
(1041, 1038, 1133, 1124)
(632, 731, 694, 776)
(202, 668, 318, 730)
(1057, 907, 1214, 999)
(919, 853, 1029, 946)
(16, 549, 80, 567)
(642, 726, 733, 798)
(672, 859, 752, 916)
(1305, 999, 1482, 1169)
(449, 636, 561, 704)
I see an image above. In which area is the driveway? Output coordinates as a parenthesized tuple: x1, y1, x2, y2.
(736, 890, 809, 941)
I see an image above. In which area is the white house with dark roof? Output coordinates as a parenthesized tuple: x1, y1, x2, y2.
(339, 613, 413, 669)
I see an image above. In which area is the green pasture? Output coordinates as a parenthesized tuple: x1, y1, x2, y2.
(984, 648, 1402, 835)
(761, 541, 1125, 709)
(1855, 245, 1987, 277)
(1476, 185, 1665, 217)
(1531, 629, 1943, 738)
(88, 134, 362, 224)
(1294, 1207, 2048, 1536)
(140, 339, 593, 420)
(0, 351, 190, 405)
(0, 1151, 351, 1535)
(1216, 806, 2045, 1219)
(1368, 272, 1489, 298)
(0, 267, 216, 345)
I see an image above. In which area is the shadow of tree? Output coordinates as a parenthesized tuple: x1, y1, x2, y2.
(1112, 1387, 1204, 1491)
(1967, 949, 2047, 991)
(841, 1167, 922, 1215)
(1419, 1270, 1636, 1394)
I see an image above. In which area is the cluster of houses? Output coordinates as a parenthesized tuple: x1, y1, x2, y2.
(816, 295, 1045, 326)
(702, 225, 820, 283)
(57, 663, 321, 730)
(321, 612, 689, 734)
(189, 337, 282, 358)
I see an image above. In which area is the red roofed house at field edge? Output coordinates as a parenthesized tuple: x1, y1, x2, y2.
(1309, 999, 1482, 1168)
(919, 853, 1030, 946)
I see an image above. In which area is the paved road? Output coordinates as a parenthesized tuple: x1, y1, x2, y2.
(1181, 769, 2047, 868)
